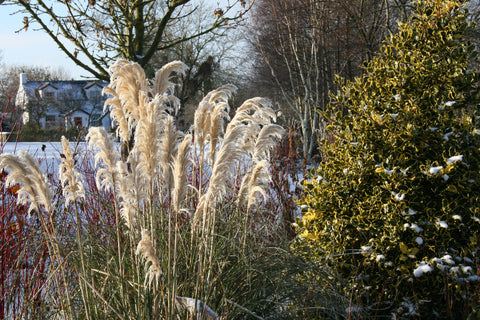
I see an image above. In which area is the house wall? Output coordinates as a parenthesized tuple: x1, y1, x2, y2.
(16, 73, 111, 132)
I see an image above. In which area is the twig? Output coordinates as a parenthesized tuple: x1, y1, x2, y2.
(225, 298, 265, 320)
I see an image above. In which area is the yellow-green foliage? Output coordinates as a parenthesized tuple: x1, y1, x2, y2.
(295, 0, 480, 317)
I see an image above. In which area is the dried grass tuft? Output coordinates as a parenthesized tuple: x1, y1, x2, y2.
(252, 124, 285, 161)
(238, 160, 271, 210)
(103, 86, 130, 143)
(0, 151, 52, 213)
(153, 61, 188, 96)
(172, 134, 192, 214)
(86, 127, 120, 192)
(136, 229, 162, 289)
(159, 115, 184, 192)
(59, 136, 85, 207)
(117, 159, 142, 229)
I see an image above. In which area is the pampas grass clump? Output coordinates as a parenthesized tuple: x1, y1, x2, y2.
(1, 59, 294, 319)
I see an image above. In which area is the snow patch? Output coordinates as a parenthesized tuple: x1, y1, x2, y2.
(429, 166, 443, 174)
(444, 101, 456, 107)
(441, 255, 455, 265)
(436, 220, 448, 229)
(413, 262, 433, 277)
(391, 191, 405, 201)
(410, 223, 423, 233)
(361, 246, 372, 254)
(446, 155, 462, 165)
(444, 132, 453, 141)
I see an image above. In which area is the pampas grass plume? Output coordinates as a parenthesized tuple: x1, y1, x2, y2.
(159, 115, 183, 192)
(253, 124, 285, 161)
(246, 160, 271, 210)
(207, 124, 248, 202)
(136, 229, 162, 289)
(0, 151, 52, 213)
(193, 97, 212, 153)
(103, 86, 130, 143)
(237, 160, 271, 210)
(116, 160, 137, 229)
(59, 136, 85, 207)
(107, 60, 149, 139)
(86, 127, 120, 192)
(172, 134, 192, 214)
(153, 61, 188, 96)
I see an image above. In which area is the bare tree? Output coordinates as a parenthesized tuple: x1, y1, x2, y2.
(3, 0, 254, 80)
(145, 1, 250, 128)
(248, 0, 412, 162)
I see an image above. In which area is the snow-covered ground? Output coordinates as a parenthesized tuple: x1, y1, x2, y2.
(0, 141, 91, 174)
(1, 141, 68, 157)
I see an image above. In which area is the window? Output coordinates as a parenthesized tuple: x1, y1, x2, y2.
(45, 115, 57, 130)
(74, 117, 83, 127)
(88, 89, 102, 101)
(44, 91, 55, 100)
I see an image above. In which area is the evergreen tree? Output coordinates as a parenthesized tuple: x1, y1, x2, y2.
(295, 0, 480, 317)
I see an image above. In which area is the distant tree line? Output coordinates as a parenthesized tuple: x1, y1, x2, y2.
(3, 0, 480, 160)
(246, 0, 480, 161)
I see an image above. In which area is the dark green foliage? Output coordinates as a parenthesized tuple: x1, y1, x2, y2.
(18, 123, 86, 142)
(295, 0, 480, 318)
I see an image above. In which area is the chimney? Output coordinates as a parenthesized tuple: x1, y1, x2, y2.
(20, 73, 27, 85)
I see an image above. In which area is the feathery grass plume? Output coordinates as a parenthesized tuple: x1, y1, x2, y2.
(151, 62, 187, 118)
(229, 98, 280, 159)
(193, 124, 249, 228)
(86, 127, 120, 192)
(136, 229, 162, 289)
(175, 296, 219, 319)
(130, 97, 165, 191)
(193, 96, 212, 155)
(116, 160, 140, 229)
(103, 86, 130, 143)
(153, 61, 188, 96)
(207, 123, 249, 202)
(172, 134, 192, 214)
(0, 151, 52, 213)
(245, 160, 271, 211)
(228, 97, 277, 129)
(208, 84, 237, 105)
(252, 124, 285, 161)
(208, 85, 236, 165)
(107, 60, 149, 136)
(21, 151, 52, 201)
(59, 136, 85, 207)
(237, 159, 271, 210)
(159, 115, 184, 192)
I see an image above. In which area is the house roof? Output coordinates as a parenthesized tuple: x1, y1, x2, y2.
(38, 82, 58, 90)
(17, 79, 108, 105)
(83, 81, 104, 90)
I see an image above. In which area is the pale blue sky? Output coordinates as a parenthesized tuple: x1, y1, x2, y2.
(0, 0, 243, 80)
(0, 4, 90, 79)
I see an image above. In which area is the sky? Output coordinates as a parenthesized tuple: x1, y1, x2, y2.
(0, 0, 245, 80)
(0, 4, 90, 79)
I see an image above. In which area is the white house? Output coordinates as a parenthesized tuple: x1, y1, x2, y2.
(15, 73, 111, 131)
